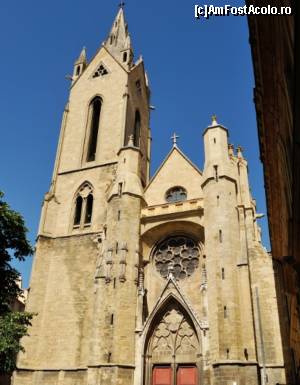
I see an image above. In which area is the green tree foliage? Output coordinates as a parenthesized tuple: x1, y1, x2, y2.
(0, 191, 34, 374)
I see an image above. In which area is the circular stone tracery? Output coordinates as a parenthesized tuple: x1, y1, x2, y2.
(154, 236, 200, 280)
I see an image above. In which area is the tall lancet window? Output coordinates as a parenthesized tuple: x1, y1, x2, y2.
(86, 97, 102, 162)
(133, 110, 141, 147)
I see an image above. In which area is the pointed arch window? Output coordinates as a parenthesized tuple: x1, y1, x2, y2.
(73, 183, 94, 229)
(86, 97, 102, 162)
(133, 110, 141, 147)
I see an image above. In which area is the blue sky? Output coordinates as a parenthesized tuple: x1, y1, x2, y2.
(0, 0, 269, 288)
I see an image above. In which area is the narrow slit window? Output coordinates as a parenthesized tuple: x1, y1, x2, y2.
(117, 210, 121, 221)
(86, 97, 102, 162)
(214, 165, 219, 182)
(84, 194, 93, 224)
(74, 196, 83, 226)
(123, 52, 128, 62)
(118, 183, 123, 197)
(221, 268, 225, 280)
(224, 306, 227, 318)
(219, 230, 223, 243)
(110, 313, 114, 325)
(133, 110, 141, 147)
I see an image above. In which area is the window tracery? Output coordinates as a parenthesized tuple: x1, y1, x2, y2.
(146, 301, 200, 365)
(151, 308, 198, 357)
(92, 64, 109, 78)
(165, 186, 187, 203)
(73, 183, 94, 229)
(154, 236, 200, 280)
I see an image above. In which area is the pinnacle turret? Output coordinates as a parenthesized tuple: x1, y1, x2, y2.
(72, 47, 87, 81)
(74, 47, 87, 66)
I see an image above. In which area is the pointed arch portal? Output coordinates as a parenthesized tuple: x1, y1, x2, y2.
(144, 298, 201, 385)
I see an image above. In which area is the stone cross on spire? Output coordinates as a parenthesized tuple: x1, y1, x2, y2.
(171, 133, 179, 147)
(118, 1, 125, 8)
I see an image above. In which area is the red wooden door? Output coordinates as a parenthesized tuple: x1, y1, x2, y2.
(152, 366, 172, 385)
(177, 366, 198, 385)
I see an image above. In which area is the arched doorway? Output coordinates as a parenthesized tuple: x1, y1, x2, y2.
(144, 299, 201, 385)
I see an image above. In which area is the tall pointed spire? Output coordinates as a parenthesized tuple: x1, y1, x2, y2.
(105, 7, 133, 67)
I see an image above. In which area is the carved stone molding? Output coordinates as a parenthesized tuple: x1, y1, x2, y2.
(92, 231, 106, 280)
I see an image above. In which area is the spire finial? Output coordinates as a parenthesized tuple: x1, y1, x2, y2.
(118, 1, 125, 8)
(211, 115, 218, 125)
(171, 133, 179, 147)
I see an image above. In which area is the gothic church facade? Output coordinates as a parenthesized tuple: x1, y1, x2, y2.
(13, 8, 286, 385)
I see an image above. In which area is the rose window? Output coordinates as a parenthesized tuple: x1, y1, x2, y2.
(154, 236, 200, 280)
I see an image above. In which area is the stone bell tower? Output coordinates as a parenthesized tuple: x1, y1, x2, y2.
(13, 6, 151, 385)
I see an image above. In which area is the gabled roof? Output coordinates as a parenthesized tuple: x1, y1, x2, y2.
(145, 145, 202, 193)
